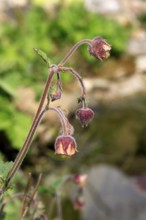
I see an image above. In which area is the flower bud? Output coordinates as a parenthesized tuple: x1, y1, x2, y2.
(88, 37, 111, 60)
(72, 174, 88, 187)
(73, 196, 85, 210)
(55, 135, 77, 156)
(76, 107, 94, 127)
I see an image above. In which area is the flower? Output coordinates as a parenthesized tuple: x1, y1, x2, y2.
(72, 174, 88, 187)
(76, 107, 94, 127)
(55, 135, 77, 156)
(73, 196, 85, 210)
(88, 37, 111, 60)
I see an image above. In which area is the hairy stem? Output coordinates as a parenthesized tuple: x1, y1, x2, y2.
(1, 38, 92, 194)
(22, 174, 42, 219)
(2, 69, 55, 192)
(59, 66, 86, 98)
(55, 192, 63, 220)
(18, 173, 32, 220)
(59, 39, 92, 66)
(49, 107, 70, 136)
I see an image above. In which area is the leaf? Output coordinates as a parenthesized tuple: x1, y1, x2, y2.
(0, 80, 16, 97)
(34, 48, 50, 67)
(0, 160, 13, 181)
(0, 111, 11, 130)
(6, 112, 32, 149)
(3, 199, 21, 220)
(39, 178, 65, 195)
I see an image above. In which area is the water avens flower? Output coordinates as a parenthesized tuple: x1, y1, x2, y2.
(73, 196, 85, 210)
(76, 107, 94, 127)
(88, 37, 111, 60)
(55, 135, 77, 156)
(72, 174, 88, 187)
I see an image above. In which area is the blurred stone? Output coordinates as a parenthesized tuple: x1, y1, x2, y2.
(135, 55, 146, 73)
(84, 0, 146, 26)
(85, 0, 120, 13)
(127, 30, 146, 56)
(84, 73, 146, 102)
(84, 0, 146, 15)
(2, 0, 28, 7)
(82, 165, 146, 220)
(84, 0, 120, 13)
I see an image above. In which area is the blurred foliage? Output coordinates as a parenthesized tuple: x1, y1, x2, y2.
(138, 12, 146, 28)
(0, 160, 13, 187)
(0, 2, 129, 151)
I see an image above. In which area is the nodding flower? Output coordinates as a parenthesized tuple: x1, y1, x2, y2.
(72, 174, 88, 187)
(73, 196, 85, 210)
(88, 37, 111, 60)
(55, 135, 77, 156)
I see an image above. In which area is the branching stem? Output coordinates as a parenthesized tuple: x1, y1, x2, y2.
(1, 38, 92, 196)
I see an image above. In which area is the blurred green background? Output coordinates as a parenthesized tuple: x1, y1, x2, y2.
(1, 0, 146, 219)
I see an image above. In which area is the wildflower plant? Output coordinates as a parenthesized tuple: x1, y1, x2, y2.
(0, 37, 111, 203)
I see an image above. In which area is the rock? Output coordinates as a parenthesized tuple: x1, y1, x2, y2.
(84, 0, 120, 13)
(127, 31, 146, 56)
(82, 165, 146, 220)
(135, 55, 146, 73)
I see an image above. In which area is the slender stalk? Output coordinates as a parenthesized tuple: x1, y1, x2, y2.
(49, 107, 69, 136)
(55, 192, 63, 220)
(3, 108, 47, 192)
(59, 66, 86, 98)
(1, 38, 92, 195)
(18, 173, 32, 220)
(2, 69, 55, 192)
(22, 174, 42, 219)
(59, 39, 92, 66)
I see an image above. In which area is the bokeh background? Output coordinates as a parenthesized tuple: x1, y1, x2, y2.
(1, 0, 146, 219)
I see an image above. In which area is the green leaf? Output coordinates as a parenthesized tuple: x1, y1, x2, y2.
(34, 48, 50, 67)
(6, 112, 32, 149)
(3, 199, 21, 220)
(0, 160, 13, 182)
(0, 80, 16, 97)
(39, 178, 65, 195)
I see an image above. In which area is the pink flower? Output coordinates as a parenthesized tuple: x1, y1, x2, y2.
(72, 174, 88, 187)
(73, 197, 85, 210)
(76, 107, 94, 127)
(88, 37, 111, 60)
(55, 135, 77, 156)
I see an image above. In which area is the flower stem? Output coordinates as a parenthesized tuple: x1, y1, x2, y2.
(55, 192, 63, 220)
(1, 38, 92, 193)
(22, 174, 42, 219)
(49, 107, 69, 136)
(18, 173, 32, 220)
(2, 69, 55, 192)
(59, 66, 86, 98)
(59, 39, 92, 66)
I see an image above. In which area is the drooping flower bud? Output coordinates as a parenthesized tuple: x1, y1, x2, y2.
(76, 107, 94, 127)
(73, 196, 85, 210)
(88, 37, 111, 60)
(55, 135, 77, 156)
(72, 174, 88, 187)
